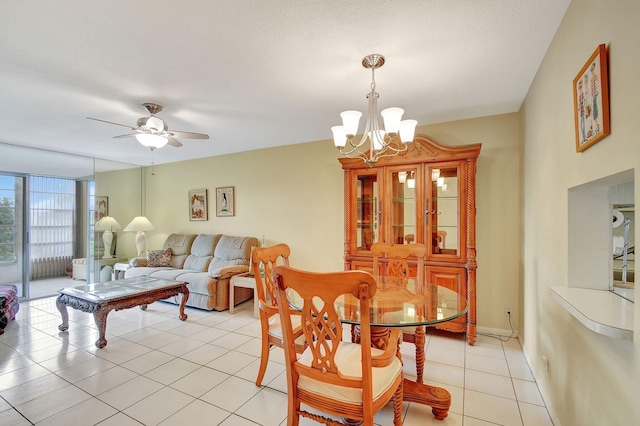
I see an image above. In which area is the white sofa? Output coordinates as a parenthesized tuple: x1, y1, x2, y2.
(125, 233, 259, 311)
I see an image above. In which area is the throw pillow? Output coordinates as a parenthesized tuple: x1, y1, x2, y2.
(147, 249, 172, 267)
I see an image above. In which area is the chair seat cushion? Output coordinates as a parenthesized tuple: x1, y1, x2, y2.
(297, 341, 402, 403)
(268, 314, 305, 344)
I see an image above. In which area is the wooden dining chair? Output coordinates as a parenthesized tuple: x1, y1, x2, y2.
(273, 265, 404, 426)
(372, 242, 428, 383)
(251, 244, 306, 386)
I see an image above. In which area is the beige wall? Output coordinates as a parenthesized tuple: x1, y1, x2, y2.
(94, 167, 142, 260)
(522, 0, 640, 424)
(133, 113, 521, 335)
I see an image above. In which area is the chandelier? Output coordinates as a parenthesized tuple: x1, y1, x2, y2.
(331, 54, 417, 166)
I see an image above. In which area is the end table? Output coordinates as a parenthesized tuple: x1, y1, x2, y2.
(113, 262, 131, 280)
(229, 272, 259, 317)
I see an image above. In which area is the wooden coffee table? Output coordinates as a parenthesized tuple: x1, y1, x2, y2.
(56, 276, 189, 348)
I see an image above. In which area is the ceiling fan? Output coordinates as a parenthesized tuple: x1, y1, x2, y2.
(87, 103, 209, 150)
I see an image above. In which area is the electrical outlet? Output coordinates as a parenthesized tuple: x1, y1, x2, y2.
(542, 355, 550, 375)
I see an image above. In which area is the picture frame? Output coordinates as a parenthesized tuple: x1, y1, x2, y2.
(95, 196, 108, 222)
(216, 186, 235, 217)
(188, 189, 208, 221)
(573, 44, 610, 152)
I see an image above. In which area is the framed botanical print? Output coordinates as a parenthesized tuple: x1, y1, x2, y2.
(573, 44, 610, 152)
(216, 186, 235, 217)
(95, 196, 108, 222)
(188, 189, 208, 221)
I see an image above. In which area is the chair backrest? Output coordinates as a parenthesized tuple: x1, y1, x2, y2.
(251, 244, 290, 310)
(273, 266, 378, 403)
(371, 242, 426, 283)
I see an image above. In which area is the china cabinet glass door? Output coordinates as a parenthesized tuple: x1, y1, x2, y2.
(389, 167, 419, 245)
(427, 165, 460, 257)
(355, 171, 379, 251)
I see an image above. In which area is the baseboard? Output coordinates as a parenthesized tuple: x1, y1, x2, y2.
(476, 325, 519, 339)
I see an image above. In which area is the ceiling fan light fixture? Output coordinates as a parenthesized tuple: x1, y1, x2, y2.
(87, 102, 209, 151)
(145, 116, 165, 132)
(135, 133, 168, 149)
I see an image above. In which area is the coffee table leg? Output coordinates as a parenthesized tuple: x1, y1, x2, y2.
(56, 295, 69, 332)
(178, 285, 189, 321)
(93, 306, 109, 348)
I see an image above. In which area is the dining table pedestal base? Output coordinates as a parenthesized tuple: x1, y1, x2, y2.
(402, 378, 451, 420)
(352, 325, 451, 419)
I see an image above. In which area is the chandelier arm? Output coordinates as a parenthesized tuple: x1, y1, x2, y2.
(371, 143, 410, 163)
(338, 144, 370, 157)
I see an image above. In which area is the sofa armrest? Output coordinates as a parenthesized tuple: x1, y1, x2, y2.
(130, 257, 147, 267)
(209, 265, 249, 279)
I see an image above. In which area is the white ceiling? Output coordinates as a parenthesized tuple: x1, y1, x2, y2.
(0, 1, 570, 168)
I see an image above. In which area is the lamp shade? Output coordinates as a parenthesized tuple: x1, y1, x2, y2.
(331, 126, 347, 148)
(145, 116, 165, 132)
(399, 119, 417, 143)
(95, 216, 122, 231)
(381, 107, 404, 134)
(135, 133, 168, 149)
(123, 216, 156, 232)
(340, 110, 362, 136)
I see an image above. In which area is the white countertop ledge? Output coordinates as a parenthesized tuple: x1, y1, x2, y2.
(550, 287, 634, 340)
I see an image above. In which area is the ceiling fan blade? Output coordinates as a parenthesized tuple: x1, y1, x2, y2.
(87, 117, 137, 130)
(169, 130, 209, 139)
(113, 133, 139, 139)
(167, 137, 183, 147)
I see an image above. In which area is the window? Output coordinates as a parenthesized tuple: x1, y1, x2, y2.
(29, 176, 75, 269)
(0, 176, 16, 263)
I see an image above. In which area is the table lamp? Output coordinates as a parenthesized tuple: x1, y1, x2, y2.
(95, 216, 122, 259)
(123, 216, 156, 258)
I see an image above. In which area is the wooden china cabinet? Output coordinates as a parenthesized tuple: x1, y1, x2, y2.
(340, 135, 481, 345)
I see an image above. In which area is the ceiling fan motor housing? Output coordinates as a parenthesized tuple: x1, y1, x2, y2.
(137, 116, 168, 131)
(143, 102, 163, 115)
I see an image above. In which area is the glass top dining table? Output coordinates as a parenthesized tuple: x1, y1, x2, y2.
(286, 275, 467, 328)
(284, 274, 467, 421)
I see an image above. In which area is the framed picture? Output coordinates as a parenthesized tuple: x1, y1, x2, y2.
(95, 196, 108, 222)
(188, 189, 208, 221)
(573, 44, 610, 152)
(216, 186, 235, 217)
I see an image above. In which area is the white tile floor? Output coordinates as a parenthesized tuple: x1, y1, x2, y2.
(0, 296, 554, 425)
